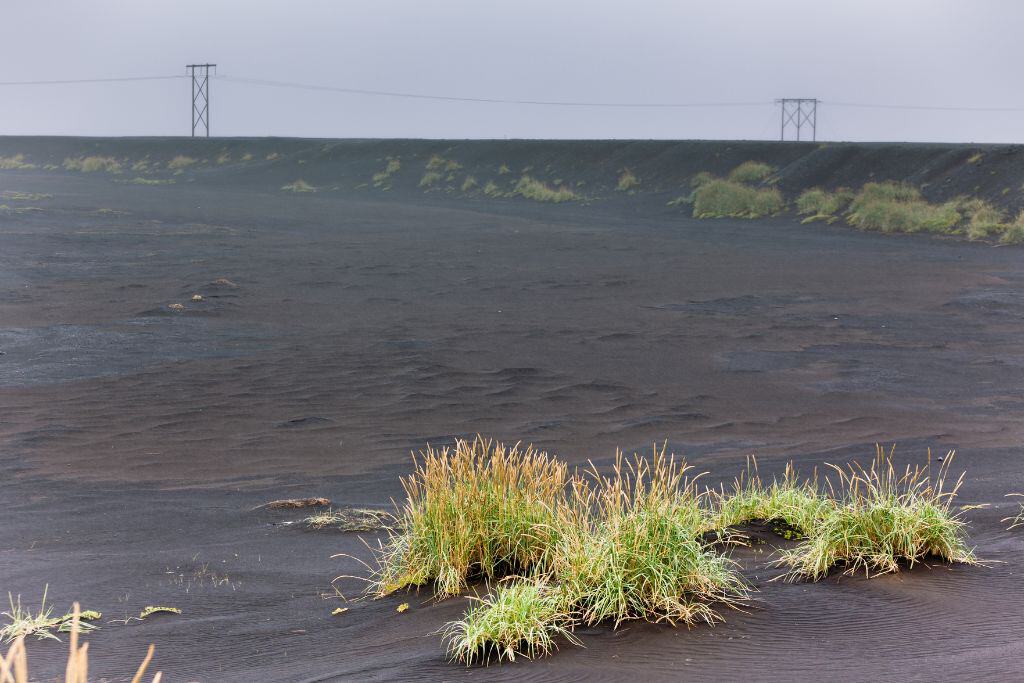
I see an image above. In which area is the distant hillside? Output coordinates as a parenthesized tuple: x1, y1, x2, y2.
(2, 137, 1023, 240)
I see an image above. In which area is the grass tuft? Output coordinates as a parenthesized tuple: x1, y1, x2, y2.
(959, 199, 1006, 240)
(460, 175, 478, 192)
(281, 179, 316, 193)
(692, 179, 783, 218)
(711, 459, 827, 536)
(512, 176, 577, 203)
(1, 590, 59, 644)
(305, 508, 392, 531)
(167, 155, 197, 170)
(846, 182, 960, 234)
(796, 188, 854, 224)
(371, 437, 568, 598)
(616, 169, 640, 192)
(1000, 211, 1024, 244)
(778, 446, 975, 581)
(728, 161, 774, 184)
(1, 603, 161, 683)
(552, 448, 744, 629)
(443, 580, 577, 665)
(372, 158, 401, 188)
(0, 154, 37, 170)
(62, 156, 121, 173)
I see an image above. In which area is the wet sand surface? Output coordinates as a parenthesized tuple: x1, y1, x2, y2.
(2, 170, 1024, 681)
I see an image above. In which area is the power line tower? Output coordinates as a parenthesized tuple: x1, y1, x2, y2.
(186, 64, 216, 137)
(777, 98, 817, 141)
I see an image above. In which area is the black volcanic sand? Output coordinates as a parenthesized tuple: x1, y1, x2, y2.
(2, 141, 1024, 681)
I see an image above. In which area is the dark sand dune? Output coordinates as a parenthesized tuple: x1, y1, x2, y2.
(1, 138, 1023, 681)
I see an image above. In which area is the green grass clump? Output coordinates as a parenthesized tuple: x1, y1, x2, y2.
(419, 170, 443, 188)
(1000, 211, 1024, 244)
(690, 171, 715, 188)
(553, 451, 745, 628)
(281, 179, 316, 193)
(960, 199, 1006, 240)
(616, 169, 640, 192)
(1, 589, 59, 644)
(372, 158, 401, 188)
(443, 581, 577, 664)
(483, 180, 503, 197)
(460, 175, 478, 192)
(167, 155, 197, 170)
(847, 182, 960, 233)
(692, 179, 783, 218)
(728, 161, 774, 184)
(372, 437, 568, 599)
(711, 460, 828, 535)
(778, 446, 975, 581)
(62, 156, 121, 173)
(796, 187, 854, 224)
(512, 175, 577, 203)
(0, 154, 37, 170)
(444, 446, 746, 664)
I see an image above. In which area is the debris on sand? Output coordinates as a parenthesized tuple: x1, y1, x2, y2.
(167, 303, 185, 311)
(261, 497, 331, 510)
(191, 294, 203, 302)
(209, 277, 239, 289)
(139, 606, 181, 619)
(331, 607, 349, 616)
(396, 603, 409, 613)
(305, 508, 392, 532)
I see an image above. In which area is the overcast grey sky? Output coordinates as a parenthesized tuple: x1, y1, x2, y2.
(2, 0, 1022, 142)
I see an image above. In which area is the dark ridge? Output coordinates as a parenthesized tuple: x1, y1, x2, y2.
(2, 137, 1022, 214)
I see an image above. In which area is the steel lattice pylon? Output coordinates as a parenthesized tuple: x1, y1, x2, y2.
(187, 64, 216, 137)
(778, 98, 817, 141)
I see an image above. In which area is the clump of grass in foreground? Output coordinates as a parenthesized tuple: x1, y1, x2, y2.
(846, 181, 960, 234)
(1, 603, 161, 683)
(445, 447, 746, 664)
(281, 179, 316, 193)
(692, 179, 783, 218)
(512, 175, 577, 203)
(443, 580, 578, 664)
(554, 450, 745, 628)
(710, 459, 829, 536)
(1, 589, 59, 644)
(796, 187, 854, 224)
(372, 437, 567, 598)
(1, 589, 101, 644)
(727, 161, 774, 184)
(778, 446, 975, 581)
